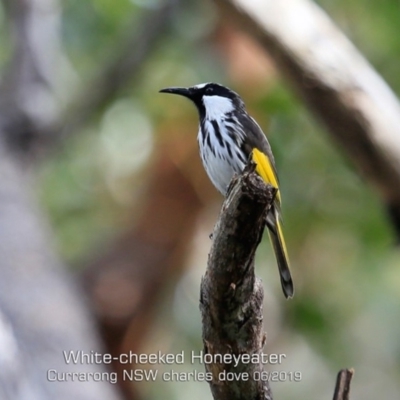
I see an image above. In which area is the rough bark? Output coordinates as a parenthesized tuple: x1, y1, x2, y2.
(199, 165, 355, 400)
(200, 165, 274, 400)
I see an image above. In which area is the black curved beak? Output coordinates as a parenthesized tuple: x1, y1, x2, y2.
(159, 87, 192, 98)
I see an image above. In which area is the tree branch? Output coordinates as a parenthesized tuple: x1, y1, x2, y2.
(200, 164, 275, 400)
(214, 0, 400, 238)
(333, 369, 354, 400)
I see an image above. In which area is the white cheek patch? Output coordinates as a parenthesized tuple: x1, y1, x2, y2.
(202, 95, 234, 120)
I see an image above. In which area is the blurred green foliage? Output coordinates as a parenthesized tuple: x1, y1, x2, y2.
(18, 0, 400, 398)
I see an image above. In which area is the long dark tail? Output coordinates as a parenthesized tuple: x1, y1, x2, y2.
(266, 210, 294, 299)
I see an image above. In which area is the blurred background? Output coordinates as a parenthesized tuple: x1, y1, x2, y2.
(1, 0, 400, 399)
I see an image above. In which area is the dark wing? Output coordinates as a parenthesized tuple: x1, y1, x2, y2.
(237, 112, 280, 185)
(234, 112, 292, 297)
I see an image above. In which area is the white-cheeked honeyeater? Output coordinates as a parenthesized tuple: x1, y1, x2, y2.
(160, 83, 294, 299)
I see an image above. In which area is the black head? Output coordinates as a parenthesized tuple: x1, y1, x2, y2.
(159, 82, 245, 120)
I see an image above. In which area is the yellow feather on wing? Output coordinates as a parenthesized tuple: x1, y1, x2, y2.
(251, 148, 281, 203)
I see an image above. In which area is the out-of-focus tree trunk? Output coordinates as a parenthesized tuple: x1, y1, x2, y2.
(215, 0, 400, 238)
(0, 0, 130, 399)
(0, 139, 122, 400)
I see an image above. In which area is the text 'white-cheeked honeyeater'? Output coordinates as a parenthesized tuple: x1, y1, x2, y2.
(160, 83, 294, 299)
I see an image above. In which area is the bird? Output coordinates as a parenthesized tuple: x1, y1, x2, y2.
(159, 82, 294, 299)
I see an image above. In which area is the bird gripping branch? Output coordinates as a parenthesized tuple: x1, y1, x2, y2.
(160, 82, 294, 298)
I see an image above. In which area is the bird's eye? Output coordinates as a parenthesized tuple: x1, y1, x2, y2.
(205, 87, 213, 95)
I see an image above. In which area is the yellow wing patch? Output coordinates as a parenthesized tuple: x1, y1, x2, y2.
(251, 148, 281, 203)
